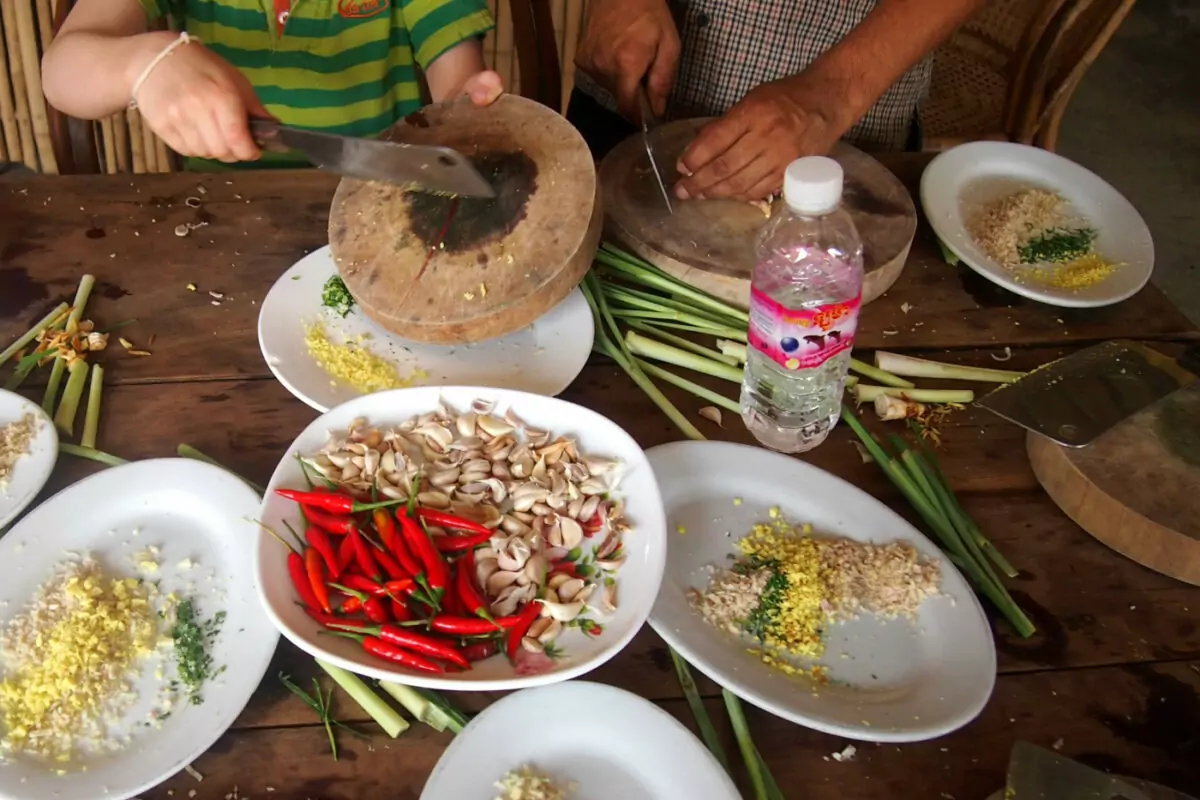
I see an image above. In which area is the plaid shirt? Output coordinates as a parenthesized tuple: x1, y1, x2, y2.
(575, 0, 930, 151)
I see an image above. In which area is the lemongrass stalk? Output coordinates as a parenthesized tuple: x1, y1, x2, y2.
(875, 351, 1024, 383)
(42, 357, 66, 413)
(378, 681, 463, 734)
(853, 385, 975, 404)
(59, 443, 128, 467)
(723, 689, 768, 800)
(315, 661, 408, 738)
(54, 360, 89, 435)
(717, 340, 747, 363)
(625, 321, 739, 366)
(4, 358, 36, 391)
(80, 364, 104, 449)
(625, 331, 743, 383)
(65, 274, 96, 334)
(0, 302, 69, 368)
(177, 443, 265, 494)
(601, 282, 740, 329)
(594, 249, 750, 323)
(671, 650, 729, 771)
(634, 358, 740, 414)
(845, 375, 859, 388)
(849, 357, 914, 388)
(644, 318, 749, 342)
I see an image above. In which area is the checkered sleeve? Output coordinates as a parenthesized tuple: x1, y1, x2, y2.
(399, 0, 496, 70)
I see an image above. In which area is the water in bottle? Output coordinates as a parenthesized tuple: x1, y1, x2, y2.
(741, 156, 864, 453)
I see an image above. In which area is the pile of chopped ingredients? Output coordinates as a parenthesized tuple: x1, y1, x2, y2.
(168, 599, 226, 707)
(494, 765, 574, 800)
(689, 511, 941, 675)
(322, 275, 356, 318)
(0, 413, 38, 490)
(304, 323, 421, 395)
(0, 558, 161, 763)
(966, 188, 1119, 289)
(273, 398, 628, 676)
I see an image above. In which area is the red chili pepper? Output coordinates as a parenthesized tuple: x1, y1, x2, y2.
(305, 526, 340, 578)
(304, 608, 368, 628)
(339, 623, 469, 669)
(460, 639, 500, 662)
(416, 507, 491, 535)
(382, 512, 425, 578)
(362, 596, 389, 624)
(276, 488, 405, 515)
(550, 561, 580, 578)
(442, 566, 466, 615)
(288, 551, 322, 613)
(506, 602, 543, 662)
(305, 548, 333, 613)
(339, 595, 363, 615)
(456, 551, 496, 623)
(434, 528, 494, 552)
(337, 534, 356, 572)
(430, 614, 520, 636)
(305, 506, 356, 536)
(374, 548, 409, 582)
(350, 527, 382, 582)
(399, 513, 448, 603)
(335, 575, 415, 599)
(390, 597, 412, 622)
(329, 631, 443, 673)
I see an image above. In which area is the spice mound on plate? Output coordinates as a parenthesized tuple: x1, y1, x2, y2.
(0, 412, 38, 491)
(689, 510, 941, 675)
(0, 557, 162, 764)
(304, 321, 422, 394)
(494, 764, 575, 800)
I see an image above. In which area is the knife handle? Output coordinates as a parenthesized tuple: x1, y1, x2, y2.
(248, 118, 290, 154)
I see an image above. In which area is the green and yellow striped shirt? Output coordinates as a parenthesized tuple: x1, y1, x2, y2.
(139, 0, 494, 168)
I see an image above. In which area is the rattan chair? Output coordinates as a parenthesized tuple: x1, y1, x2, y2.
(923, 0, 1138, 152)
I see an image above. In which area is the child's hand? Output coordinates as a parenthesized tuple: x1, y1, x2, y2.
(461, 70, 504, 106)
(133, 40, 270, 162)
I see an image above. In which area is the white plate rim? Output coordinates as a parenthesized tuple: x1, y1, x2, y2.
(920, 141, 1154, 309)
(253, 385, 668, 692)
(0, 458, 279, 800)
(256, 245, 595, 412)
(419, 681, 742, 800)
(0, 389, 58, 532)
(645, 439, 997, 743)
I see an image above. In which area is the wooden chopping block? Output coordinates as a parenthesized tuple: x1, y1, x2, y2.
(1028, 382, 1200, 586)
(598, 118, 916, 309)
(329, 95, 602, 345)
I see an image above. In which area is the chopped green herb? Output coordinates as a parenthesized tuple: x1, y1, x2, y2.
(740, 560, 787, 643)
(1018, 227, 1096, 264)
(321, 275, 356, 317)
(279, 672, 368, 760)
(170, 599, 225, 706)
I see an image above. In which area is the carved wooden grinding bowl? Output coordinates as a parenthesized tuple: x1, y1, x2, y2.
(328, 95, 602, 345)
(599, 118, 917, 308)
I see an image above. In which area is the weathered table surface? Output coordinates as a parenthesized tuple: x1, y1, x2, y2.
(2, 155, 1198, 800)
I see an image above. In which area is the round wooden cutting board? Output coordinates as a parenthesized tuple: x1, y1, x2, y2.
(1028, 382, 1200, 586)
(598, 118, 916, 309)
(329, 95, 602, 345)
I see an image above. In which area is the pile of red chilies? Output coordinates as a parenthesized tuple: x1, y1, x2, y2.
(269, 486, 543, 674)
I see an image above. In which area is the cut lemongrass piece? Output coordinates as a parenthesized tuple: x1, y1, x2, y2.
(849, 357, 914, 388)
(377, 681, 464, 734)
(0, 302, 69, 368)
(874, 351, 1024, 383)
(845, 375, 859, 388)
(43, 357, 66, 413)
(625, 322, 739, 366)
(717, 339, 748, 363)
(81, 364, 104, 449)
(625, 331, 743, 383)
(315, 660, 408, 738)
(66, 274, 96, 334)
(59, 443, 128, 467)
(634, 358, 740, 414)
(54, 360, 90, 435)
(595, 249, 750, 323)
(853, 384, 974, 404)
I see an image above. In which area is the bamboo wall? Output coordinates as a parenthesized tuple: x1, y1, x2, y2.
(0, 0, 589, 175)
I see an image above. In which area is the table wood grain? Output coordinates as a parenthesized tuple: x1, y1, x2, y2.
(2, 155, 1198, 800)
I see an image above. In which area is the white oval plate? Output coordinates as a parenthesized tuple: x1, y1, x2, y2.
(921, 141, 1154, 308)
(0, 459, 278, 800)
(420, 681, 741, 800)
(258, 246, 595, 412)
(646, 441, 995, 743)
(0, 390, 57, 532)
(255, 386, 667, 691)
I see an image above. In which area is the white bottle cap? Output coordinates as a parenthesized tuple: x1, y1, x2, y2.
(783, 156, 844, 215)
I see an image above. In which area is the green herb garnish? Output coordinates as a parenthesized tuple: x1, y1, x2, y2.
(170, 600, 225, 706)
(739, 560, 787, 642)
(1018, 227, 1096, 264)
(279, 672, 368, 760)
(321, 275, 356, 317)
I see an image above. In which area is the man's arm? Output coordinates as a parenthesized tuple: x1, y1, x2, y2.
(676, 0, 983, 202)
(424, 39, 501, 105)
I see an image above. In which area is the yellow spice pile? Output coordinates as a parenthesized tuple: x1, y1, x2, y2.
(494, 765, 574, 800)
(305, 322, 424, 394)
(0, 558, 162, 763)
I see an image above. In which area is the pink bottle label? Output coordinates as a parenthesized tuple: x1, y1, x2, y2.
(747, 289, 861, 370)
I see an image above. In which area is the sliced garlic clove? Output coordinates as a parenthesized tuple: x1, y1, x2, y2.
(536, 598, 585, 622)
(559, 517, 584, 550)
(486, 570, 520, 596)
(477, 414, 514, 438)
(416, 491, 451, 509)
(520, 636, 544, 654)
(556, 577, 585, 602)
(602, 580, 618, 613)
(536, 619, 562, 644)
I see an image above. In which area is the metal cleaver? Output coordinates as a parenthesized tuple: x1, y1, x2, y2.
(1006, 742, 1152, 800)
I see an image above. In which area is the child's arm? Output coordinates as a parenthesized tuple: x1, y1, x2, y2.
(424, 38, 503, 106)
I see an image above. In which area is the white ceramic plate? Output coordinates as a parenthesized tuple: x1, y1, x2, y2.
(646, 441, 995, 743)
(255, 386, 667, 691)
(420, 681, 741, 800)
(0, 459, 278, 800)
(258, 246, 595, 412)
(0, 390, 57, 532)
(921, 141, 1154, 308)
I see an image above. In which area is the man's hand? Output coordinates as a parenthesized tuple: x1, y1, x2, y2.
(575, 0, 680, 118)
(675, 75, 850, 202)
(461, 70, 504, 106)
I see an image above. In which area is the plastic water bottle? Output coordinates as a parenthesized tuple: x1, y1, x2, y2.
(741, 156, 864, 453)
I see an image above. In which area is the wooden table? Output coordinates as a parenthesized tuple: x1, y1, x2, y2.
(3, 156, 1199, 800)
